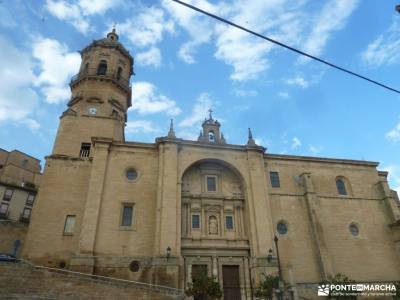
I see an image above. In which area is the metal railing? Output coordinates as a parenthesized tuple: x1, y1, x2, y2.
(17, 259, 185, 297)
(70, 68, 131, 90)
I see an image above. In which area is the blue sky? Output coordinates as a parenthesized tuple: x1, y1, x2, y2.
(0, 0, 400, 192)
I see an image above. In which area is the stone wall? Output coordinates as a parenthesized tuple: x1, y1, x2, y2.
(0, 261, 184, 300)
(0, 220, 27, 256)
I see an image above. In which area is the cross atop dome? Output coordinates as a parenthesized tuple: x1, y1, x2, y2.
(208, 108, 213, 120)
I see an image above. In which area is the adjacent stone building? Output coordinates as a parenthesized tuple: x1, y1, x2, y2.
(0, 148, 41, 255)
(22, 30, 400, 299)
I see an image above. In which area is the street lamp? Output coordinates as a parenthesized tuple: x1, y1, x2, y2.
(166, 246, 171, 261)
(267, 248, 273, 263)
(396, 4, 400, 13)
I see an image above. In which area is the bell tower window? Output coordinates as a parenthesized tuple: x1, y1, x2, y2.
(208, 131, 215, 143)
(79, 143, 91, 157)
(97, 60, 107, 75)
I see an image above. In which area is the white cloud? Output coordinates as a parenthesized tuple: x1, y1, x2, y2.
(254, 138, 264, 146)
(21, 119, 41, 131)
(78, 0, 122, 15)
(0, 35, 39, 128)
(291, 137, 301, 149)
(383, 165, 400, 195)
(130, 82, 181, 116)
(277, 91, 290, 99)
(164, 0, 357, 81)
(362, 18, 400, 67)
(233, 88, 258, 98)
(177, 129, 199, 141)
(214, 26, 272, 81)
(386, 120, 400, 142)
(126, 120, 160, 134)
(309, 145, 323, 155)
(286, 76, 309, 88)
(118, 6, 174, 48)
(46, 0, 90, 33)
(46, 0, 122, 34)
(137, 47, 162, 67)
(179, 93, 216, 127)
(162, 0, 216, 64)
(33, 37, 81, 104)
(178, 41, 201, 64)
(301, 0, 359, 58)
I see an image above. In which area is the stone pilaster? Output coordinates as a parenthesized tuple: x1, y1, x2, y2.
(154, 141, 180, 256)
(71, 138, 111, 273)
(245, 148, 275, 257)
(300, 172, 333, 280)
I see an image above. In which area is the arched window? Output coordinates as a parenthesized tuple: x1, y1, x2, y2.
(208, 131, 215, 143)
(336, 178, 347, 195)
(116, 67, 123, 80)
(97, 60, 107, 75)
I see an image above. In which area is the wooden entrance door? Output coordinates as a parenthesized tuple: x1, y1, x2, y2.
(222, 265, 241, 300)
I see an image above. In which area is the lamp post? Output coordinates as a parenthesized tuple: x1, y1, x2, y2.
(166, 246, 171, 261)
(274, 235, 283, 282)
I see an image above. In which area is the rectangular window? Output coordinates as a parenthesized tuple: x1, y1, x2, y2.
(79, 143, 91, 157)
(63, 215, 76, 235)
(192, 214, 200, 229)
(0, 202, 9, 217)
(121, 205, 133, 226)
(26, 194, 35, 206)
(22, 207, 31, 219)
(206, 176, 217, 192)
(226, 215, 234, 230)
(3, 189, 13, 201)
(270, 171, 280, 188)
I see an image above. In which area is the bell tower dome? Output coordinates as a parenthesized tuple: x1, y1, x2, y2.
(52, 29, 134, 157)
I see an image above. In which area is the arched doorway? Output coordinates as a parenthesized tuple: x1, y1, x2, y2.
(181, 159, 251, 299)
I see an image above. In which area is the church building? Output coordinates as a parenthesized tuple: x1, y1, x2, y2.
(23, 30, 400, 299)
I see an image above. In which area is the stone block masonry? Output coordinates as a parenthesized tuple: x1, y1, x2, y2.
(0, 261, 184, 300)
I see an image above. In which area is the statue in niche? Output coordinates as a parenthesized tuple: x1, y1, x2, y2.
(182, 177, 190, 192)
(209, 216, 218, 235)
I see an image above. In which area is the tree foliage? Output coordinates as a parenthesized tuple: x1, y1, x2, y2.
(254, 273, 280, 300)
(185, 270, 222, 300)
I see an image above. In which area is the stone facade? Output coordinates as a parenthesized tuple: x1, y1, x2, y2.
(22, 31, 400, 299)
(0, 148, 41, 259)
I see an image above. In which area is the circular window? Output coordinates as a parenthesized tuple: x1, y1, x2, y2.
(126, 168, 138, 181)
(88, 107, 97, 115)
(277, 221, 288, 235)
(129, 260, 140, 272)
(349, 224, 359, 236)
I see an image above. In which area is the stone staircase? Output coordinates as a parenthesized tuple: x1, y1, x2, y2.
(0, 260, 185, 300)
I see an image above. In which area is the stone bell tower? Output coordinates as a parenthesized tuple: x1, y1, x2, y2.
(198, 109, 226, 144)
(52, 29, 134, 157)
